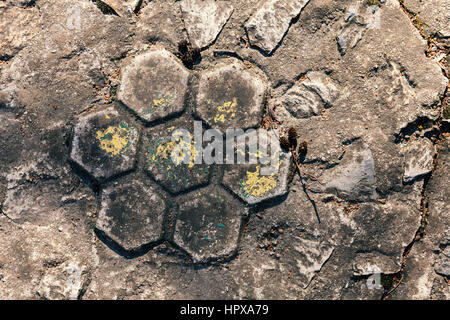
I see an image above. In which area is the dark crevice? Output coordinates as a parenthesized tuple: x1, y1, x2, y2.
(77, 270, 92, 300)
(213, 50, 244, 61)
(92, 0, 119, 16)
(393, 116, 436, 143)
(0, 54, 14, 62)
(133, 0, 144, 15)
(94, 228, 162, 259)
(25, 0, 36, 7)
(67, 160, 101, 195)
(342, 136, 361, 146)
(176, 40, 202, 69)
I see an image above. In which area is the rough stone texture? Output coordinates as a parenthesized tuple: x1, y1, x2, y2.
(174, 186, 245, 263)
(70, 106, 139, 183)
(118, 48, 190, 124)
(195, 59, 267, 131)
(390, 136, 450, 300)
(98, 0, 140, 17)
(96, 179, 166, 251)
(222, 129, 292, 205)
(180, 0, 234, 49)
(310, 140, 378, 202)
(336, 2, 382, 55)
(352, 252, 400, 276)
(275, 71, 339, 118)
(245, 0, 311, 54)
(0, 4, 41, 60)
(403, 138, 435, 183)
(136, 0, 186, 51)
(402, 0, 450, 37)
(0, 0, 449, 300)
(144, 118, 211, 194)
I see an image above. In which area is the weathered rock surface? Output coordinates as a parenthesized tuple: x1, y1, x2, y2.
(174, 186, 245, 263)
(195, 59, 267, 130)
(222, 129, 292, 205)
(336, 2, 382, 55)
(96, 179, 166, 252)
(403, 0, 450, 37)
(70, 106, 139, 183)
(245, 0, 311, 54)
(403, 138, 435, 183)
(390, 137, 450, 300)
(313, 141, 377, 202)
(180, 0, 234, 49)
(118, 48, 190, 124)
(0, 4, 41, 60)
(144, 118, 211, 194)
(275, 71, 338, 118)
(0, 0, 448, 300)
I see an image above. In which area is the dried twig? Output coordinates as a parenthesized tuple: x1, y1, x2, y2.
(280, 128, 323, 223)
(292, 154, 323, 185)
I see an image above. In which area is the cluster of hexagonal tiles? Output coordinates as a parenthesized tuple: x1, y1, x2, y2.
(69, 47, 292, 262)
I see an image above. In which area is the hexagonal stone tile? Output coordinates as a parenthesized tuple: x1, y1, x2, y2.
(195, 59, 267, 131)
(144, 118, 210, 194)
(118, 48, 190, 123)
(96, 180, 166, 251)
(174, 186, 245, 262)
(222, 129, 292, 205)
(70, 107, 139, 182)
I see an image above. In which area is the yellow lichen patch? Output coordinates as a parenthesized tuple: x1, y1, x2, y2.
(153, 97, 171, 108)
(153, 132, 199, 169)
(96, 124, 131, 156)
(152, 92, 175, 109)
(154, 140, 177, 161)
(240, 165, 277, 197)
(214, 98, 237, 123)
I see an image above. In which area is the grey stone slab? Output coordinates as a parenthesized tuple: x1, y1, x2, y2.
(312, 141, 377, 202)
(173, 186, 245, 262)
(195, 59, 267, 131)
(280, 235, 334, 289)
(390, 137, 450, 299)
(245, 0, 311, 54)
(275, 71, 339, 118)
(180, 0, 234, 49)
(96, 179, 166, 251)
(336, 3, 382, 55)
(144, 118, 211, 194)
(118, 48, 190, 124)
(352, 252, 400, 276)
(403, 138, 435, 183)
(222, 129, 292, 205)
(70, 106, 139, 183)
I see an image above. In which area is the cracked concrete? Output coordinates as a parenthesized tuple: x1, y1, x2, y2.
(0, 0, 448, 300)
